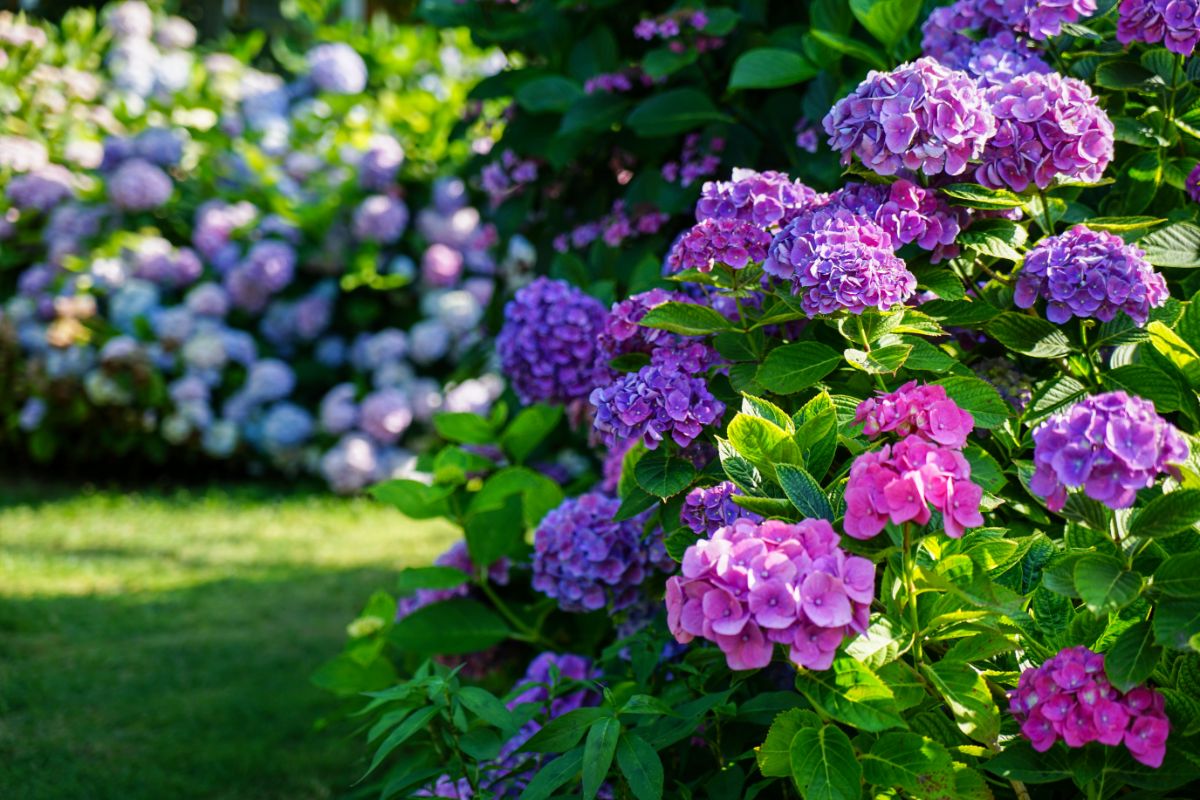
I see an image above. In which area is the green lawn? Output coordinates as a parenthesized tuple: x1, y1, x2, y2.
(0, 480, 455, 799)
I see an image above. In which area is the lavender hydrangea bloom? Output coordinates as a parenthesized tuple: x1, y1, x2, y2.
(830, 179, 964, 260)
(1189, 163, 1200, 203)
(596, 289, 690, 367)
(261, 402, 314, 450)
(962, 31, 1053, 86)
(108, 158, 173, 211)
(244, 359, 295, 402)
(244, 240, 296, 293)
(360, 388, 414, 445)
(764, 206, 916, 316)
(666, 218, 773, 273)
(352, 195, 409, 243)
(497, 277, 607, 406)
(6, 165, 74, 212)
(1024, 0, 1097, 39)
(1014, 225, 1168, 325)
(532, 492, 672, 613)
(359, 136, 404, 190)
(319, 383, 359, 434)
(977, 72, 1113, 192)
(320, 434, 379, 494)
(681, 482, 762, 535)
(1118, 0, 1200, 55)
(307, 43, 367, 95)
(1030, 391, 1188, 511)
(695, 168, 825, 229)
(824, 57, 995, 177)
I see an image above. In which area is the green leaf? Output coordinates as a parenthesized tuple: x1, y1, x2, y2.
(921, 661, 1000, 744)
(583, 717, 620, 800)
(729, 47, 818, 89)
(626, 88, 732, 137)
(934, 376, 1010, 429)
(502, 404, 563, 463)
(844, 344, 912, 374)
(794, 656, 907, 732)
(518, 747, 585, 800)
(633, 450, 697, 499)
(458, 686, 518, 733)
(809, 29, 887, 69)
(860, 732, 953, 793)
(639, 301, 735, 335)
(985, 312, 1073, 358)
(958, 229, 1024, 262)
(433, 412, 496, 444)
(849, 0, 922, 48)
(757, 709, 821, 778)
(1154, 598, 1200, 649)
(789, 724, 863, 800)
(939, 183, 1024, 210)
(514, 76, 583, 113)
(396, 566, 469, 595)
(1138, 222, 1200, 268)
(1104, 364, 1182, 412)
(727, 413, 803, 482)
(1153, 553, 1200, 598)
(982, 741, 1073, 784)
(1073, 554, 1143, 614)
(1105, 621, 1163, 693)
(641, 46, 698, 79)
(794, 393, 838, 480)
(777, 464, 834, 521)
(742, 394, 794, 431)
(369, 480, 453, 520)
(1082, 216, 1167, 234)
(912, 265, 966, 301)
(560, 93, 630, 135)
(524, 707, 610, 753)
(361, 705, 440, 780)
(469, 467, 564, 528)
(756, 342, 842, 394)
(465, 493, 525, 568)
(1148, 321, 1200, 387)
(616, 733, 664, 800)
(1094, 60, 1164, 91)
(1130, 490, 1200, 538)
(390, 598, 510, 656)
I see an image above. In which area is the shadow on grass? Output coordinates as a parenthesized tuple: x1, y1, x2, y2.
(0, 564, 392, 800)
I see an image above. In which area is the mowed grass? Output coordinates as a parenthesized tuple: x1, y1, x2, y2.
(0, 479, 456, 800)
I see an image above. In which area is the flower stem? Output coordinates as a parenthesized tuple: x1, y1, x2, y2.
(478, 571, 554, 649)
(856, 315, 889, 392)
(902, 523, 923, 664)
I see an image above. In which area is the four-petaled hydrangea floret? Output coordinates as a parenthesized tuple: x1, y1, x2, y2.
(855, 381, 976, 448)
(590, 344, 725, 450)
(532, 492, 672, 613)
(830, 179, 965, 260)
(764, 206, 916, 316)
(1014, 225, 1168, 325)
(666, 518, 875, 671)
(695, 168, 825, 230)
(1010, 646, 1170, 768)
(1118, 0, 1200, 56)
(1030, 391, 1188, 511)
(844, 437, 985, 540)
(977, 72, 1114, 193)
(823, 57, 996, 178)
(680, 481, 763, 535)
(666, 218, 773, 273)
(497, 277, 608, 406)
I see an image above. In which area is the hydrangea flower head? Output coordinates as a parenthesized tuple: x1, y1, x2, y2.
(977, 72, 1113, 192)
(695, 168, 824, 229)
(856, 381, 975, 448)
(307, 42, 367, 94)
(497, 277, 608, 406)
(666, 518, 875, 671)
(764, 206, 916, 316)
(823, 57, 995, 177)
(1118, 0, 1200, 56)
(532, 492, 672, 613)
(844, 437, 985, 539)
(1030, 391, 1188, 511)
(1188, 162, 1200, 203)
(6, 165, 75, 212)
(353, 195, 409, 243)
(680, 482, 762, 535)
(666, 218, 773, 273)
(830, 179, 964, 260)
(1024, 0, 1098, 39)
(1010, 646, 1170, 767)
(1015, 225, 1168, 325)
(109, 158, 173, 211)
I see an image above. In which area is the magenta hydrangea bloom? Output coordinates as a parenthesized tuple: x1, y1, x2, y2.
(1010, 646, 1170, 768)
(396, 541, 511, 621)
(666, 518, 875, 671)
(829, 179, 965, 261)
(823, 57, 995, 177)
(764, 206, 916, 316)
(855, 381, 975, 448)
(1118, 0, 1200, 56)
(1030, 391, 1188, 511)
(1014, 225, 1168, 325)
(977, 72, 1113, 193)
(680, 482, 762, 535)
(497, 277, 608, 406)
(844, 436, 985, 540)
(532, 492, 672, 613)
(666, 217, 773, 273)
(1188, 163, 1200, 202)
(590, 344, 725, 451)
(695, 168, 825, 229)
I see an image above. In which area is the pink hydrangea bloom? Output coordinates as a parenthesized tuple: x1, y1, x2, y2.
(855, 381, 975, 448)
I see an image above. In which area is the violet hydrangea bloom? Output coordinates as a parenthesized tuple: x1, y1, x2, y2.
(830, 179, 964, 260)
(593, 288, 711, 384)
(497, 277, 608, 406)
(1118, 0, 1200, 56)
(961, 31, 1053, 86)
(108, 158, 173, 211)
(532, 492, 672, 613)
(1030, 391, 1188, 511)
(1014, 225, 1168, 325)
(843, 436, 985, 539)
(1188, 162, 1200, 203)
(6, 165, 75, 212)
(764, 206, 916, 316)
(680, 482, 762, 535)
(666, 518, 875, 671)
(666, 218, 773, 273)
(1024, 0, 1097, 39)
(359, 388, 414, 445)
(352, 195, 409, 243)
(823, 57, 995, 177)
(307, 42, 367, 94)
(977, 72, 1113, 193)
(1010, 646, 1170, 767)
(855, 381, 975, 448)
(695, 168, 825, 229)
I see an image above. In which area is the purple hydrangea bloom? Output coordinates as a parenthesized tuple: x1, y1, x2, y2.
(134, 127, 185, 167)
(764, 206, 916, 316)
(360, 388, 414, 445)
(977, 72, 1113, 192)
(961, 31, 1053, 86)
(829, 179, 964, 260)
(108, 158, 173, 211)
(319, 383, 359, 434)
(6, 165, 75, 212)
(680, 482, 762, 535)
(1030, 391, 1188, 511)
(1024, 0, 1097, 39)
(666, 218, 773, 273)
(824, 57, 995, 177)
(105, 1, 153, 39)
(352, 195, 409, 243)
(596, 288, 693, 367)
(1014, 225, 1168, 325)
(974, 357, 1034, 410)
(1118, 0, 1200, 55)
(532, 492, 672, 612)
(307, 43, 368, 95)
(666, 518, 875, 671)
(193, 200, 256, 260)
(244, 240, 296, 293)
(244, 358, 295, 402)
(1190, 162, 1200, 202)
(261, 402, 314, 450)
(1010, 646, 1170, 767)
(359, 135, 404, 191)
(320, 434, 379, 495)
(590, 345, 725, 451)
(497, 277, 607, 406)
(695, 168, 824, 229)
